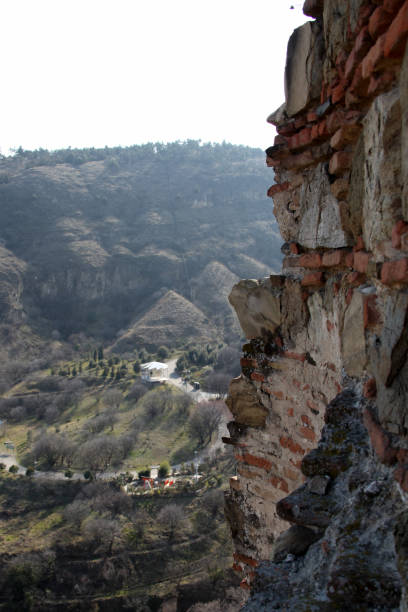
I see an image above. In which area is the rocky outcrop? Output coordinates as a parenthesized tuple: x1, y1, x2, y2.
(225, 0, 408, 608)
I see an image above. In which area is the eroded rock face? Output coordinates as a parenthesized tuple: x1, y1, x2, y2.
(225, 0, 408, 607)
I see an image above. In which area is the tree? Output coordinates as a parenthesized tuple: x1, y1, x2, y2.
(158, 460, 171, 478)
(104, 388, 122, 410)
(189, 401, 223, 447)
(157, 345, 169, 360)
(9, 464, 19, 473)
(157, 504, 186, 540)
(76, 436, 121, 478)
(81, 517, 121, 554)
(98, 346, 104, 360)
(203, 372, 230, 397)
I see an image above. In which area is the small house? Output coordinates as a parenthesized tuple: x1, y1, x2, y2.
(141, 361, 169, 382)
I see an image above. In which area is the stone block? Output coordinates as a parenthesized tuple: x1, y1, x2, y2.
(342, 290, 367, 376)
(329, 151, 352, 176)
(226, 376, 269, 428)
(229, 278, 281, 339)
(302, 0, 324, 19)
(330, 124, 362, 150)
(284, 21, 324, 117)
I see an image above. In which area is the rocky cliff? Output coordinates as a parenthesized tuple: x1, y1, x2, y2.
(224, 1, 408, 608)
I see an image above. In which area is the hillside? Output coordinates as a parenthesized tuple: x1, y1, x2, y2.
(0, 141, 280, 359)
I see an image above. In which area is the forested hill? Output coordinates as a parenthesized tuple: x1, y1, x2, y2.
(0, 141, 280, 355)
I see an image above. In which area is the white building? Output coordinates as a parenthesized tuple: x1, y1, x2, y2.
(141, 361, 169, 382)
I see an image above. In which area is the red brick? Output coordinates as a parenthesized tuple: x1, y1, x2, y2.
(363, 378, 377, 398)
(369, 6, 394, 39)
(391, 220, 408, 248)
(299, 253, 322, 268)
(301, 271, 325, 287)
(348, 63, 370, 98)
(307, 399, 319, 411)
(330, 124, 362, 150)
(251, 372, 265, 382)
(384, 0, 405, 14)
(326, 111, 347, 134)
(357, 3, 376, 29)
(327, 362, 337, 372)
(363, 295, 381, 328)
(322, 250, 346, 267)
(306, 111, 318, 122)
(287, 407, 294, 417)
(345, 27, 372, 79)
(284, 466, 299, 481)
(234, 552, 259, 568)
(273, 390, 284, 400)
(267, 182, 290, 198)
(279, 436, 306, 455)
(354, 250, 370, 273)
(326, 319, 334, 332)
(385, 1, 408, 57)
(299, 426, 316, 442)
(317, 119, 329, 139)
(240, 357, 257, 368)
(363, 408, 398, 465)
(331, 79, 348, 104)
(236, 453, 273, 472)
(270, 475, 289, 493)
(362, 33, 386, 79)
(289, 242, 300, 254)
(301, 414, 311, 426)
(346, 287, 354, 305)
(381, 258, 408, 284)
(240, 580, 250, 590)
(303, 384, 310, 391)
(283, 351, 306, 362)
(274, 134, 287, 146)
(345, 252, 354, 267)
(232, 563, 243, 573)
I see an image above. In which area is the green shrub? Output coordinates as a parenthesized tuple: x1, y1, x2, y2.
(9, 465, 19, 474)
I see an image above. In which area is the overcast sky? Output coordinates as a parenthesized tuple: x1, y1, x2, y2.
(1, 0, 308, 155)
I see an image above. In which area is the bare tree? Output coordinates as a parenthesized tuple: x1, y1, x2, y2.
(32, 433, 77, 468)
(76, 436, 121, 477)
(157, 504, 186, 540)
(202, 489, 224, 518)
(203, 372, 230, 397)
(81, 517, 121, 554)
(189, 401, 223, 447)
(103, 389, 123, 411)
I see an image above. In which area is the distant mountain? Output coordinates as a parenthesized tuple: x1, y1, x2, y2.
(0, 141, 281, 355)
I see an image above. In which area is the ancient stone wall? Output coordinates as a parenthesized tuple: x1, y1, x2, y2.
(224, 0, 408, 605)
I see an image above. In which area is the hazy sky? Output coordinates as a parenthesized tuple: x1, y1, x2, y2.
(1, 0, 307, 154)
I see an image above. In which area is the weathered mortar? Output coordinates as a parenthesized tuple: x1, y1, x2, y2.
(225, 0, 408, 605)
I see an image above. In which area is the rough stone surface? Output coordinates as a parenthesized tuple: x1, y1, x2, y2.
(225, 0, 408, 607)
